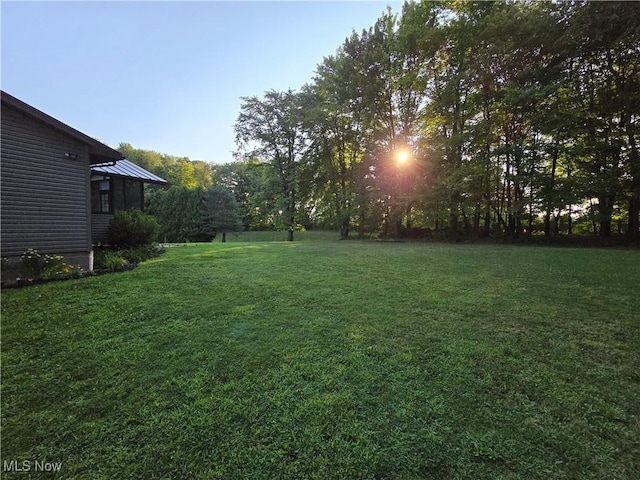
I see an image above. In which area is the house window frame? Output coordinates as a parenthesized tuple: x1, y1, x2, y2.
(92, 177, 113, 214)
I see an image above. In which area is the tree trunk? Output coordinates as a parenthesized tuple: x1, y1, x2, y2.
(449, 205, 459, 239)
(484, 207, 491, 235)
(626, 122, 640, 240)
(544, 148, 558, 236)
(590, 199, 598, 235)
(286, 188, 295, 241)
(338, 214, 350, 240)
(567, 165, 573, 235)
(462, 207, 471, 237)
(473, 203, 481, 235)
(505, 150, 515, 239)
(598, 194, 614, 238)
(628, 196, 640, 241)
(222, 231, 227, 243)
(514, 181, 523, 239)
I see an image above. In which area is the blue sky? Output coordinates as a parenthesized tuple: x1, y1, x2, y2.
(2, 1, 403, 164)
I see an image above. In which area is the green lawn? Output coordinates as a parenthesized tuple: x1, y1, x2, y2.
(2, 236, 639, 479)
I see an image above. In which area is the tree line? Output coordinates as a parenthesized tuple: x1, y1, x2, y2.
(116, 144, 242, 242)
(130, 1, 640, 243)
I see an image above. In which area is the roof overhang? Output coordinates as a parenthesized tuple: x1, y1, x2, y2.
(91, 159, 168, 185)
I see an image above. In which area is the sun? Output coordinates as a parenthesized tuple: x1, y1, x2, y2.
(395, 148, 411, 164)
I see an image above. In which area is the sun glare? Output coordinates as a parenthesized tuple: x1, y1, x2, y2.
(395, 148, 410, 164)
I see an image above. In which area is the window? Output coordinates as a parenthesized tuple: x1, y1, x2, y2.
(91, 178, 112, 213)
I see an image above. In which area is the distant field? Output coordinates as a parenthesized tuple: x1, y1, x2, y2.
(2, 239, 639, 479)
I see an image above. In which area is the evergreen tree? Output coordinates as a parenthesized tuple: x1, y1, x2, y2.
(200, 186, 243, 242)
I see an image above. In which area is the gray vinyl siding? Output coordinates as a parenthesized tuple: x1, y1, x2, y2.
(1, 103, 92, 257)
(91, 214, 112, 245)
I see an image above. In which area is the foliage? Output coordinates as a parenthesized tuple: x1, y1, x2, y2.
(226, 1, 640, 241)
(146, 187, 213, 242)
(94, 249, 129, 272)
(2, 240, 639, 478)
(118, 143, 215, 189)
(19, 248, 82, 280)
(214, 159, 279, 231)
(121, 244, 166, 264)
(121, 2, 638, 242)
(200, 185, 243, 242)
(93, 244, 166, 272)
(109, 209, 160, 249)
(235, 90, 311, 241)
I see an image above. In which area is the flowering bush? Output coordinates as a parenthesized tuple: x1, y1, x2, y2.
(20, 248, 82, 280)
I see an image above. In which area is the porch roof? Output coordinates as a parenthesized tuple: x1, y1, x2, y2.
(91, 159, 168, 185)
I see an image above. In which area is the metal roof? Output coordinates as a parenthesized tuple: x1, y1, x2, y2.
(92, 159, 168, 185)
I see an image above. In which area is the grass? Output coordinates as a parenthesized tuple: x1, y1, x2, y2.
(2, 235, 639, 479)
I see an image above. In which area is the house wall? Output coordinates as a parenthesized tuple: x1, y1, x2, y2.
(91, 215, 112, 245)
(0, 102, 93, 271)
(90, 177, 145, 244)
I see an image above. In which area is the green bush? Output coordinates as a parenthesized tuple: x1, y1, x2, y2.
(109, 210, 159, 249)
(121, 247, 147, 264)
(94, 250, 128, 272)
(94, 244, 166, 272)
(121, 244, 165, 264)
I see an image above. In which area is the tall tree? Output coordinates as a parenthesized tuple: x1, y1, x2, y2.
(235, 90, 309, 241)
(304, 48, 367, 239)
(562, 1, 640, 238)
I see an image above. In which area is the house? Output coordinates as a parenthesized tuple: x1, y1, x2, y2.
(90, 158, 167, 245)
(1, 91, 167, 274)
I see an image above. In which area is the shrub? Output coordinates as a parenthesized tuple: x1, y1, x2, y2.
(147, 243, 166, 258)
(93, 244, 165, 272)
(94, 250, 128, 272)
(120, 244, 166, 264)
(19, 248, 82, 280)
(121, 247, 148, 264)
(109, 210, 159, 249)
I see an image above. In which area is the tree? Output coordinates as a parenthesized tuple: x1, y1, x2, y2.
(234, 90, 310, 241)
(214, 159, 277, 230)
(117, 142, 215, 189)
(200, 186, 243, 242)
(304, 52, 365, 239)
(224, 1, 639, 242)
(561, 1, 640, 238)
(146, 186, 207, 242)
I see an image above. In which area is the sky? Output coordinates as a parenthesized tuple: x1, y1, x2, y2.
(2, 1, 403, 164)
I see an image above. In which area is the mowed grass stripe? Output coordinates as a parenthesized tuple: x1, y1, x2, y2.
(2, 239, 639, 479)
